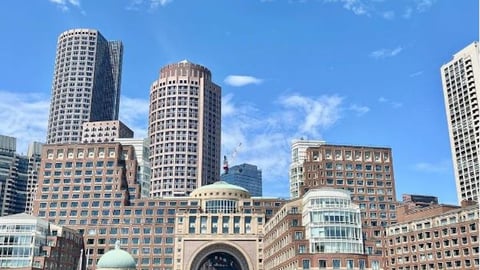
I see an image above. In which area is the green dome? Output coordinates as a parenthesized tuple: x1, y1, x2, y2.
(97, 243, 136, 269)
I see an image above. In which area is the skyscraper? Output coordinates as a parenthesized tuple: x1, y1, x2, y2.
(221, 163, 262, 196)
(46, 28, 123, 144)
(148, 60, 221, 197)
(289, 139, 325, 198)
(440, 42, 480, 204)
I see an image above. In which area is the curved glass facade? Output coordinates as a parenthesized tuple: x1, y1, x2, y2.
(303, 189, 364, 254)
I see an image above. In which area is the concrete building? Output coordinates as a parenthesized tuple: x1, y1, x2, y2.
(0, 136, 42, 216)
(301, 144, 398, 266)
(148, 60, 221, 197)
(440, 41, 480, 204)
(0, 213, 83, 270)
(289, 139, 325, 199)
(25, 142, 43, 214)
(82, 120, 134, 143)
(221, 163, 262, 196)
(401, 194, 439, 212)
(31, 143, 284, 270)
(384, 199, 479, 270)
(46, 28, 123, 144)
(263, 188, 373, 270)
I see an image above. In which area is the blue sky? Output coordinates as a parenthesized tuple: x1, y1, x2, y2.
(0, 0, 477, 204)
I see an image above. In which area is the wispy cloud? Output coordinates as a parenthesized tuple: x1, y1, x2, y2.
(126, 0, 173, 11)
(409, 71, 423, 77)
(224, 75, 263, 87)
(382, 10, 395, 20)
(415, 0, 436, 12)
(370, 46, 403, 59)
(48, 0, 81, 11)
(323, 0, 370, 16)
(414, 160, 451, 173)
(0, 90, 50, 153)
(221, 93, 365, 197)
(118, 96, 150, 139)
(349, 104, 370, 115)
(379, 96, 403, 109)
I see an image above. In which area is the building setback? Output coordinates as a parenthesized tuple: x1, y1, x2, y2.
(440, 42, 480, 204)
(300, 144, 398, 268)
(221, 163, 263, 196)
(148, 60, 221, 197)
(46, 28, 123, 144)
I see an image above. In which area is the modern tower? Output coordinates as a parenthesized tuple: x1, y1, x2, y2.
(148, 60, 221, 197)
(46, 28, 123, 144)
(440, 42, 480, 204)
(221, 163, 262, 196)
(289, 139, 325, 198)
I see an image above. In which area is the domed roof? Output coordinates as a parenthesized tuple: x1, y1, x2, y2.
(97, 242, 136, 270)
(190, 181, 250, 198)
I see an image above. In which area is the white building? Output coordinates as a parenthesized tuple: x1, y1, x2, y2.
(440, 42, 480, 204)
(289, 139, 325, 199)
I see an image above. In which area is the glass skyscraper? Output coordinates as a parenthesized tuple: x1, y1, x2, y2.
(221, 163, 262, 196)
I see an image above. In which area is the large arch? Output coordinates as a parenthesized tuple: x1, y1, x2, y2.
(188, 242, 251, 270)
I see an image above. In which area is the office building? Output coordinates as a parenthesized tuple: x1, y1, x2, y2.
(46, 28, 123, 144)
(301, 144, 398, 266)
(148, 60, 221, 197)
(384, 199, 479, 270)
(115, 138, 151, 198)
(0, 135, 42, 216)
(0, 213, 83, 270)
(25, 141, 43, 214)
(31, 143, 285, 269)
(221, 163, 262, 196)
(440, 42, 480, 204)
(82, 120, 134, 143)
(289, 139, 325, 199)
(401, 194, 438, 211)
(263, 188, 373, 270)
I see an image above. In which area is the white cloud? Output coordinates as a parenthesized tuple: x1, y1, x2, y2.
(48, 0, 81, 11)
(126, 0, 173, 11)
(222, 93, 355, 197)
(370, 46, 403, 59)
(0, 90, 49, 153)
(118, 96, 150, 139)
(414, 160, 451, 173)
(415, 0, 435, 12)
(382, 10, 395, 20)
(349, 104, 370, 115)
(224, 75, 263, 87)
(378, 96, 403, 109)
(323, 0, 370, 16)
(409, 71, 423, 77)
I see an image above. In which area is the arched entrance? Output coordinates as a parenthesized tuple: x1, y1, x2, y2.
(189, 243, 250, 270)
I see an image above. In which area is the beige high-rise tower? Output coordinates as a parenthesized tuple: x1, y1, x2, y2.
(148, 60, 221, 197)
(441, 42, 480, 204)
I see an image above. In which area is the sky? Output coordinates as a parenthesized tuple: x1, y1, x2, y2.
(0, 0, 477, 204)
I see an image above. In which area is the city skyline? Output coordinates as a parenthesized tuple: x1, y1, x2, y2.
(0, 0, 477, 203)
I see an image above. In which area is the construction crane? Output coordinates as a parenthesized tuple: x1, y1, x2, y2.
(223, 142, 242, 174)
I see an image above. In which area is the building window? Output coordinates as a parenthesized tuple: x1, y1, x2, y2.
(319, 260, 327, 269)
(333, 259, 341, 269)
(302, 259, 310, 269)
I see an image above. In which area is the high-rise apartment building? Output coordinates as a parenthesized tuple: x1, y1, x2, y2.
(46, 28, 123, 144)
(148, 60, 221, 197)
(300, 144, 397, 267)
(221, 163, 262, 196)
(289, 139, 325, 198)
(440, 42, 480, 204)
(0, 135, 42, 216)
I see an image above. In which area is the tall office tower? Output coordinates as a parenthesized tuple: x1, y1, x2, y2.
(301, 144, 397, 266)
(289, 139, 325, 198)
(149, 60, 221, 197)
(46, 28, 123, 144)
(441, 42, 480, 204)
(25, 142, 43, 214)
(221, 163, 262, 196)
(0, 135, 42, 216)
(82, 120, 134, 143)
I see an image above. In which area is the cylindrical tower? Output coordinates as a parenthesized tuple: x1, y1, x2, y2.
(149, 60, 221, 197)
